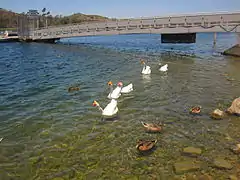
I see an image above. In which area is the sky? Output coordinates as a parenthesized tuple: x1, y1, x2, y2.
(1, 0, 240, 18)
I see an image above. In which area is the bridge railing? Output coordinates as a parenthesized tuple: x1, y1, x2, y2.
(32, 12, 240, 40)
(35, 12, 240, 30)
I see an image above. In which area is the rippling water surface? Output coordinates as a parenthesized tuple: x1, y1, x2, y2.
(0, 33, 240, 179)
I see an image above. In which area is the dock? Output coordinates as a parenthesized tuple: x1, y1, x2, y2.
(0, 36, 19, 42)
(0, 31, 19, 43)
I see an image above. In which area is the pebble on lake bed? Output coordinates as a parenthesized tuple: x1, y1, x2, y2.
(213, 158, 233, 170)
(229, 175, 238, 180)
(210, 109, 225, 120)
(198, 174, 213, 180)
(173, 160, 201, 174)
(182, 147, 202, 156)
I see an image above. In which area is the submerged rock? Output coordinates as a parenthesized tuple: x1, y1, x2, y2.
(174, 160, 201, 174)
(227, 97, 240, 116)
(229, 175, 238, 180)
(230, 144, 240, 154)
(213, 158, 233, 169)
(186, 174, 197, 180)
(210, 109, 225, 120)
(198, 174, 213, 180)
(183, 147, 202, 156)
(52, 178, 64, 180)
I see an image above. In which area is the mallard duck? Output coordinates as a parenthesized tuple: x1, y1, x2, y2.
(141, 60, 151, 75)
(136, 139, 157, 152)
(141, 122, 163, 132)
(92, 99, 118, 117)
(190, 106, 201, 114)
(68, 86, 80, 92)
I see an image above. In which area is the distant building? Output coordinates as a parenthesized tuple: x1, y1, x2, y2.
(26, 10, 39, 17)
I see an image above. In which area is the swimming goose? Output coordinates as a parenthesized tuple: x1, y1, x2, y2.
(121, 83, 133, 93)
(107, 81, 122, 99)
(141, 60, 151, 75)
(108, 81, 133, 93)
(159, 63, 168, 72)
(92, 99, 118, 117)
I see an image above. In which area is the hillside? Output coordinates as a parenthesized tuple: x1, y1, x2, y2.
(0, 8, 18, 28)
(0, 8, 109, 29)
(49, 13, 109, 26)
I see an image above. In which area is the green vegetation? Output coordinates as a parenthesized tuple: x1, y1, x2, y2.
(0, 27, 17, 31)
(0, 8, 109, 29)
(47, 13, 109, 26)
(0, 8, 18, 28)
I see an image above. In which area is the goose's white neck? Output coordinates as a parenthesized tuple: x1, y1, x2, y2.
(110, 99, 117, 103)
(97, 105, 104, 112)
(109, 85, 113, 93)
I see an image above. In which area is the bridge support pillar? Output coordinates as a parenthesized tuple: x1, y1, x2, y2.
(237, 33, 240, 45)
(223, 33, 240, 57)
(213, 32, 217, 47)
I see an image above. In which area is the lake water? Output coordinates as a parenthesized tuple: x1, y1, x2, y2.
(0, 33, 240, 179)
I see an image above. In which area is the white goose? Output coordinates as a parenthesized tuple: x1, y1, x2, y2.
(108, 81, 133, 94)
(159, 63, 168, 72)
(92, 99, 118, 117)
(121, 83, 133, 93)
(141, 60, 151, 75)
(107, 81, 122, 99)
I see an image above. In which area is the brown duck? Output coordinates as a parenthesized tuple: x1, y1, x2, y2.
(68, 86, 80, 92)
(141, 122, 163, 132)
(136, 139, 157, 152)
(190, 106, 201, 114)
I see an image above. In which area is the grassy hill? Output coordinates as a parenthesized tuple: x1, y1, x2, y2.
(0, 8, 18, 29)
(49, 13, 109, 26)
(0, 8, 109, 29)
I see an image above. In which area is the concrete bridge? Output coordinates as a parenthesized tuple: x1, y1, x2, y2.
(17, 11, 240, 56)
(24, 12, 240, 41)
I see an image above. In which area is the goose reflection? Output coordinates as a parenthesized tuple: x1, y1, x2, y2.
(142, 74, 151, 83)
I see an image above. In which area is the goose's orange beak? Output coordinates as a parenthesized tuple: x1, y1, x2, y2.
(140, 60, 145, 64)
(108, 81, 113, 86)
(92, 100, 99, 107)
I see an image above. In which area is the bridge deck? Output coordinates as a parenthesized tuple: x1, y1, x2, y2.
(26, 12, 240, 40)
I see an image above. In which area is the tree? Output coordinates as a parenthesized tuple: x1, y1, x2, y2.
(42, 8, 46, 13)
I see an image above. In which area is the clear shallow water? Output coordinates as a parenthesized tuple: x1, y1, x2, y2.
(0, 33, 240, 179)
